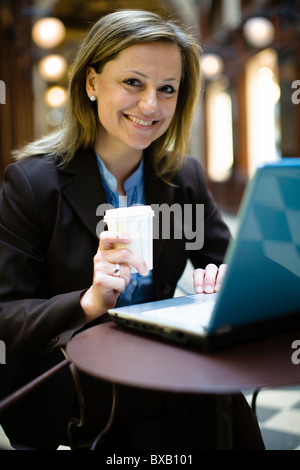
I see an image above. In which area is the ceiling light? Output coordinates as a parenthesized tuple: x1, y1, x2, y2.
(38, 54, 67, 81)
(45, 86, 67, 108)
(243, 17, 275, 48)
(201, 54, 224, 79)
(32, 17, 66, 49)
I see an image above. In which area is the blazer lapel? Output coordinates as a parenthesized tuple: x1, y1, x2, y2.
(58, 148, 107, 239)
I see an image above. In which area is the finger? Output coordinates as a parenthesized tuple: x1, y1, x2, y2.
(194, 264, 219, 294)
(202, 263, 219, 293)
(99, 230, 148, 276)
(110, 262, 132, 284)
(93, 268, 126, 295)
(97, 243, 149, 277)
(93, 253, 132, 285)
(112, 262, 121, 277)
(215, 264, 227, 292)
(194, 268, 205, 294)
(99, 230, 131, 250)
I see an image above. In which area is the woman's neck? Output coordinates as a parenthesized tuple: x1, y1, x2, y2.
(94, 139, 143, 195)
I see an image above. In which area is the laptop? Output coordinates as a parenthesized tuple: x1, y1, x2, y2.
(108, 158, 300, 350)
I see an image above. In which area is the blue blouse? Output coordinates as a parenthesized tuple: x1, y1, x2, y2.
(95, 152, 155, 306)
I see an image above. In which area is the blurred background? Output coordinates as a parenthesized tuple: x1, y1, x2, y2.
(0, 0, 300, 215)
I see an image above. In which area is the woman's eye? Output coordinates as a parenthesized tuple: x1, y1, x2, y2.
(123, 79, 177, 96)
(159, 85, 176, 94)
(123, 78, 141, 87)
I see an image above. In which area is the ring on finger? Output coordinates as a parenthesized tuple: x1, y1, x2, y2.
(113, 263, 121, 277)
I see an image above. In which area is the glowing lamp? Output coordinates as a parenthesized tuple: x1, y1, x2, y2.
(243, 17, 275, 48)
(32, 17, 66, 49)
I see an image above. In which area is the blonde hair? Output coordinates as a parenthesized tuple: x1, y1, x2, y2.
(13, 9, 203, 180)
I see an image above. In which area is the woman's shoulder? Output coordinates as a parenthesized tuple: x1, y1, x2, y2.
(3, 154, 61, 198)
(175, 155, 207, 185)
(180, 155, 204, 172)
(8, 153, 57, 177)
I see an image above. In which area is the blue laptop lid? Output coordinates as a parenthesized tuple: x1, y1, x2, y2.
(208, 158, 300, 333)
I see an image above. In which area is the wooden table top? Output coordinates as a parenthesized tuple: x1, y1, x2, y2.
(66, 321, 300, 394)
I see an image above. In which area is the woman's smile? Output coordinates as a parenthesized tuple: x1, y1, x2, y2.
(123, 114, 159, 128)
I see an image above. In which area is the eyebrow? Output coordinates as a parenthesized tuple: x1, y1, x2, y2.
(121, 70, 180, 82)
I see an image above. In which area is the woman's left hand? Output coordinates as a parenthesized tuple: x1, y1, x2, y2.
(193, 264, 227, 294)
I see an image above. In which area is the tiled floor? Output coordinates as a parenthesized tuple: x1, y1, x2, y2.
(246, 387, 300, 450)
(0, 426, 12, 450)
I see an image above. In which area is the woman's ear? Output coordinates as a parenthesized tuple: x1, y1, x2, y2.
(86, 67, 98, 100)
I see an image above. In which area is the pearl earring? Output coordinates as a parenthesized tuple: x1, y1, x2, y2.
(90, 95, 96, 102)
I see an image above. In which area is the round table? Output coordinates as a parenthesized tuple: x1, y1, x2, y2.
(66, 322, 300, 450)
(67, 321, 300, 394)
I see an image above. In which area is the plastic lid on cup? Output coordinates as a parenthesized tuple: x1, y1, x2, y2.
(103, 205, 154, 220)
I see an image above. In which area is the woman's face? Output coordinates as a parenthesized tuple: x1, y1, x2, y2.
(86, 42, 182, 156)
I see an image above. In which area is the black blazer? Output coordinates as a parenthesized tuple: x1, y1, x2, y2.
(0, 148, 230, 447)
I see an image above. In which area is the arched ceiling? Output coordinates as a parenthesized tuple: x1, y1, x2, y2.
(52, 0, 177, 28)
(31, 0, 199, 66)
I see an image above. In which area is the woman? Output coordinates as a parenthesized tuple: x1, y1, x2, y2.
(0, 10, 264, 450)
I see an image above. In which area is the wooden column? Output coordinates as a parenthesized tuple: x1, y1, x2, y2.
(0, 0, 34, 180)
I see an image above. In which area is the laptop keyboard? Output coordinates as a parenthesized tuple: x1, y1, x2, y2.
(140, 296, 215, 328)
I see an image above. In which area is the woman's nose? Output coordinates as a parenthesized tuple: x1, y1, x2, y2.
(138, 89, 158, 114)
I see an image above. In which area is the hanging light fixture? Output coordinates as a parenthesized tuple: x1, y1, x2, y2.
(201, 53, 224, 80)
(38, 54, 67, 82)
(45, 86, 67, 108)
(32, 17, 66, 49)
(243, 17, 275, 48)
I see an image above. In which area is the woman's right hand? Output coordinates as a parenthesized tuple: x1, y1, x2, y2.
(80, 231, 149, 323)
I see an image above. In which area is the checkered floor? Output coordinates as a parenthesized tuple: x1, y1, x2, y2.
(245, 386, 300, 450)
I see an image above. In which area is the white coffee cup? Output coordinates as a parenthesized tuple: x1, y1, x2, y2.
(103, 205, 154, 273)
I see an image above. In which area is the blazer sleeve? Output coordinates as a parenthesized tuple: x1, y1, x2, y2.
(0, 162, 86, 356)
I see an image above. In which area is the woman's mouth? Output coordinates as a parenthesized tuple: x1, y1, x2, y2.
(124, 114, 157, 127)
